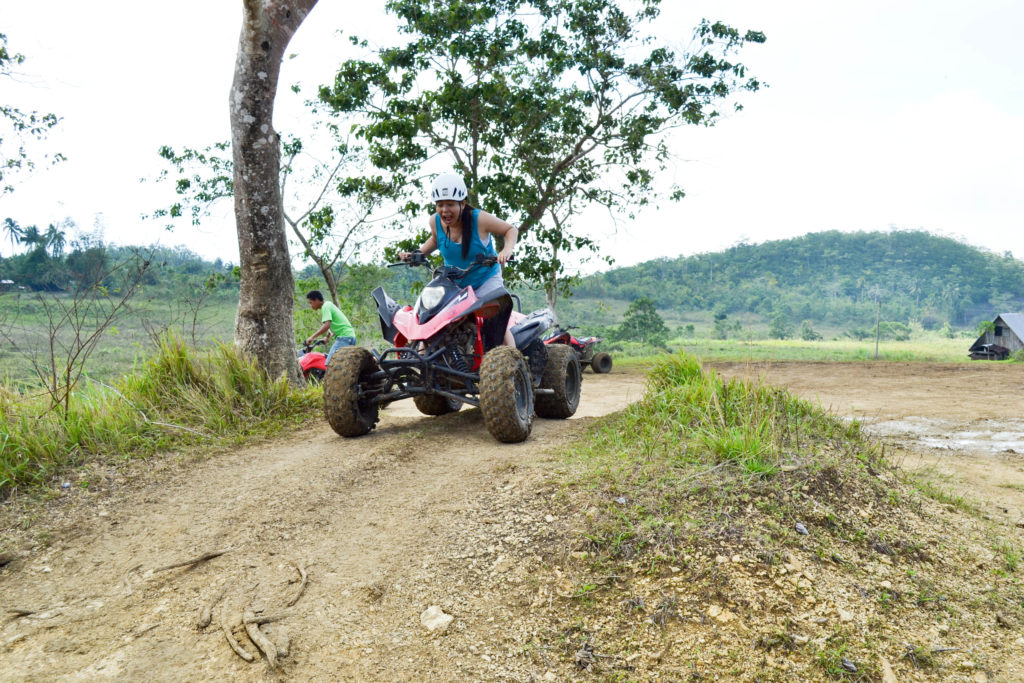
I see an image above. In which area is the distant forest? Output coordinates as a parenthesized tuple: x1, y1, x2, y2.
(572, 230, 1022, 329)
(4, 227, 1018, 335)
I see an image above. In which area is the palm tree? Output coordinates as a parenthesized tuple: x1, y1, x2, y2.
(44, 224, 66, 258)
(19, 224, 42, 249)
(2, 217, 23, 254)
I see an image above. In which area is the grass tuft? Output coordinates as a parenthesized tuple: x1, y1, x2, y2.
(0, 334, 319, 498)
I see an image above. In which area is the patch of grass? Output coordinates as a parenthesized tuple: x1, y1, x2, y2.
(910, 475, 979, 515)
(813, 635, 858, 678)
(0, 335, 320, 497)
(995, 540, 1022, 574)
(564, 353, 890, 566)
(910, 575, 947, 609)
(901, 643, 938, 669)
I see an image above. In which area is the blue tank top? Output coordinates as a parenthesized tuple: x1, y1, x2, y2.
(434, 209, 501, 291)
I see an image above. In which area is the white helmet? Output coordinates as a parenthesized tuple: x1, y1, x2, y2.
(430, 173, 468, 202)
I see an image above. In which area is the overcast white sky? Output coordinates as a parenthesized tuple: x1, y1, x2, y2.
(3, 1, 1023, 274)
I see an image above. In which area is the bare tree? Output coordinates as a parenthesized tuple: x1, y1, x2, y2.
(0, 252, 151, 420)
(230, 0, 317, 382)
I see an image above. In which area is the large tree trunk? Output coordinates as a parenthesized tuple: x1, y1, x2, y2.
(230, 0, 317, 382)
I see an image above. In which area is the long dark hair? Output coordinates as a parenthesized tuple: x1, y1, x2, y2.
(440, 202, 476, 260)
(459, 203, 475, 259)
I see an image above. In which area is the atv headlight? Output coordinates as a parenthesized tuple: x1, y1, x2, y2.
(419, 286, 445, 310)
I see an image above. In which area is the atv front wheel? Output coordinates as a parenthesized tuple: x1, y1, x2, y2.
(413, 394, 463, 416)
(535, 343, 581, 419)
(479, 346, 534, 443)
(590, 351, 613, 374)
(324, 347, 381, 437)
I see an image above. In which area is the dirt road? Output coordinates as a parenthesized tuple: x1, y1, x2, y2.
(3, 360, 1023, 680)
(0, 372, 646, 681)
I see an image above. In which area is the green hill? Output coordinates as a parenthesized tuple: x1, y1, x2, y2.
(563, 230, 1023, 331)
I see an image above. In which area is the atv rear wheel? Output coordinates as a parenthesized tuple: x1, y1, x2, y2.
(305, 368, 325, 385)
(324, 347, 381, 437)
(479, 346, 534, 443)
(535, 343, 581, 419)
(590, 351, 613, 374)
(413, 394, 463, 416)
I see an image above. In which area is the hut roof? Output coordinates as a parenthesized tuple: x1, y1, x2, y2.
(997, 313, 1024, 340)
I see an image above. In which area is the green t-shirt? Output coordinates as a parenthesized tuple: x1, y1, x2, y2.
(322, 301, 355, 339)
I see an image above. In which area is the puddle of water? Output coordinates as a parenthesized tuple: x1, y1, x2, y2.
(852, 416, 1024, 456)
(919, 437, 1024, 453)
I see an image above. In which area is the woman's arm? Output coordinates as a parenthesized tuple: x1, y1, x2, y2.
(477, 211, 518, 264)
(400, 217, 438, 261)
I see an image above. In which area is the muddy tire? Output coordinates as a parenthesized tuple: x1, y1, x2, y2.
(413, 394, 462, 416)
(324, 347, 381, 437)
(479, 346, 534, 443)
(535, 343, 581, 419)
(590, 351, 613, 374)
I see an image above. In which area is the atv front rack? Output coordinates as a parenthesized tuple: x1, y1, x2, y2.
(364, 344, 554, 410)
(367, 345, 482, 408)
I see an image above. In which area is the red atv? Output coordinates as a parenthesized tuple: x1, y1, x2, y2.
(298, 339, 328, 384)
(544, 325, 612, 374)
(323, 253, 581, 443)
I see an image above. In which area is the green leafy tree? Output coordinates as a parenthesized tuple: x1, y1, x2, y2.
(1, 33, 64, 194)
(0, 219, 70, 289)
(3, 216, 23, 255)
(768, 311, 792, 339)
(321, 0, 765, 310)
(712, 310, 730, 340)
(800, 319, 822, 341)
(618, 297, 668, 345)
(149, 136, 409, 306)
(878, 321, 911, 341)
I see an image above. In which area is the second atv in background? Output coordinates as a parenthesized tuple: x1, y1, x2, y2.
(544, 325, 612, 374)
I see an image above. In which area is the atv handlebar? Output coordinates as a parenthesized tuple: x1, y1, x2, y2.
(301, 339, 327, 354)
(387, 253, 514, 280)
(388, 250, 430, 268)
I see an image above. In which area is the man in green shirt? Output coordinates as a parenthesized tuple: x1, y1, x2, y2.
(305, 290, 357, 365)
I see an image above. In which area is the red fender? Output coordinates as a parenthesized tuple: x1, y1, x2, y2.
(299, 351, 327, 374)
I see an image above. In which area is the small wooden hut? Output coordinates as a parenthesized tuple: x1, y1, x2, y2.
(968, 313, 1024, 360)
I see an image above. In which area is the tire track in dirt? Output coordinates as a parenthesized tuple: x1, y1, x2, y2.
(0, 372, 646, 681)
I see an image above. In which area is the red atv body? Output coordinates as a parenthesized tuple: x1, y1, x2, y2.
(298, 340, 327, 383)
(544, 326, 612, 374)
(322, 254, 582, 443)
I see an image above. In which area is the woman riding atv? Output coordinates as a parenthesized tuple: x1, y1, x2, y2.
(399, 173, 519, 346)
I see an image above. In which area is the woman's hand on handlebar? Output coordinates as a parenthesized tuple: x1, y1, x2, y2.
(497, 246, 514, 265)
(399, 251, 427, 264)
